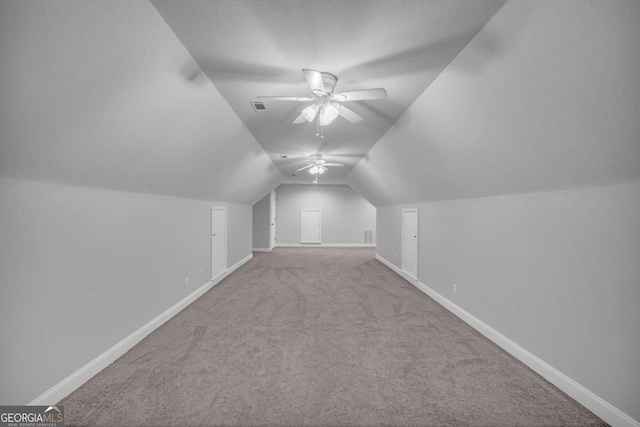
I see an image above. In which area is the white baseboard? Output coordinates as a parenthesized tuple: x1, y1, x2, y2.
(276, 243, 376, 248)
(375, 253, 639, 427)
(252, 248, 272, 252)
(28, 253, 253, 406)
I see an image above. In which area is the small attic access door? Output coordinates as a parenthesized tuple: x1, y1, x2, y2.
(301, 209, 321, 244)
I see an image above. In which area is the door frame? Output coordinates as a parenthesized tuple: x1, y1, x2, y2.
(300, 208, 322, 244)
(211, 206, 228, 280)
(402, 208, 419, 280)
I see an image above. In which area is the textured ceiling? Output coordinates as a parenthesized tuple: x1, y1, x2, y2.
(2, 1, 636, 207)
(0, 0, 283, 204)
(347, 0, 640, 206)
(151, 0, 506, 184)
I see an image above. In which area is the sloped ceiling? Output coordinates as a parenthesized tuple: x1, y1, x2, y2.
(150, 0, 506, 184)
(2, 1, 636, 207)
(347, 0, 640, 206)
(0, 0, 283, 205)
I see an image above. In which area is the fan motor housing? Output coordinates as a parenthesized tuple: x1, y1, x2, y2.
(320, 72, 337, 94)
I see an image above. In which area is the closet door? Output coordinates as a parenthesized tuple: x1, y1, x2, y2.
(300, 209, 321, 244)
(402, 208, 418, 280)
(211, 207, 227, 279)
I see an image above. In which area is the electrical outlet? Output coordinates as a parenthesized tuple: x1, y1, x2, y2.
(201, 269, 205, 278)
(452, 283, 457, 294)
(185, 277, 189, 287)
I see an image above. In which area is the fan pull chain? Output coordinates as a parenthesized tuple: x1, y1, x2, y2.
(316, 109, 324, 139)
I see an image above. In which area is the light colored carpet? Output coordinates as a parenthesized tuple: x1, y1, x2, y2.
(60, 248, 607, 426)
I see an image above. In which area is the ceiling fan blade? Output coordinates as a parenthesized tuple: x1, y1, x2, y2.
(323, 163, 344, 167)
(327, 153, 367, 158)
(332, 88, 387, 102)
(296, 164, 313, 171)
(257, 96, 314, 101)
(292, 113, 306, 124)
(337, 105, 363, 124)
(302, 69, 326, 95)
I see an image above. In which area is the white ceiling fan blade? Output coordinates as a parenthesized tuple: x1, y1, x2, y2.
(296, 164, 313, 171)
(292, 113, 306, 124)
(302, 69, 326, 95)
(323, 163, 344, 167)
(337, 105, 363, 123)
(332, 88, 387, 102)
(257, 96, 314, 101)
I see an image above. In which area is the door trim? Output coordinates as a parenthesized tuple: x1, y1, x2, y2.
(211, 206, 228, 280)
(300, 208, 322, 244)
(402, 208, 419, 280)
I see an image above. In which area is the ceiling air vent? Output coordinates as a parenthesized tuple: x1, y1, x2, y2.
(251, 100, 267, 112)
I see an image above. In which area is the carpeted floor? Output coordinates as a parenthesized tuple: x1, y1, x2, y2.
(60, 248, 606, 426)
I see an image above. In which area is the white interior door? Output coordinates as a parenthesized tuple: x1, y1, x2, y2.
(211, 207, 227, 280)
(269, 191, 276, 250)
(402, 209, 418, 280)
(301, 209, 321, 244)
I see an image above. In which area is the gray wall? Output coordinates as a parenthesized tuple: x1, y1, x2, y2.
(252, 193, 270, 249)
(376, 181, 640, 421)
(276, 184, 375, 244)
(0, 178, 252, 404)
(375, 205, 402, 266)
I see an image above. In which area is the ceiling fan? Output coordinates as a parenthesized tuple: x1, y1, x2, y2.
(257, 69, 387, 137)
(296, 154, 344, 183)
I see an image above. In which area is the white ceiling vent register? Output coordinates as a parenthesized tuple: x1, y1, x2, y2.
(364, 229, 375, 244)
(251, 100, 267, 112)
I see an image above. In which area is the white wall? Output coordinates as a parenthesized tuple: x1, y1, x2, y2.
(275, 184, 375, 245)
(252, 193, 270, 250)
(376, 182, 640, 423)
(0, 178, 252, 404)
(350, 3, 640, 421)
(375, 205, 402, 266)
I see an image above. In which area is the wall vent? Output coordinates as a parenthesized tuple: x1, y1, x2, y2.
(251, 100, 267, 112)
(363, 229, 374, 244)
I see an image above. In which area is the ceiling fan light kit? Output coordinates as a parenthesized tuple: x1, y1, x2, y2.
(257, 68, 387, 132)
(294, 154, 344, 184)
(308, 165, 326, 175)
(319, 103, 340, 126)
(301, 103, 320, 122)
(257, 69, 386, 181)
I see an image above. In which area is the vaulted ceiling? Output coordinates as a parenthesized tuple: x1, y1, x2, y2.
(1, 0, 638, 206)
(0, 0, 284, 205)
(150, 0, 506, 183)
(347, 0, 640, 205)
